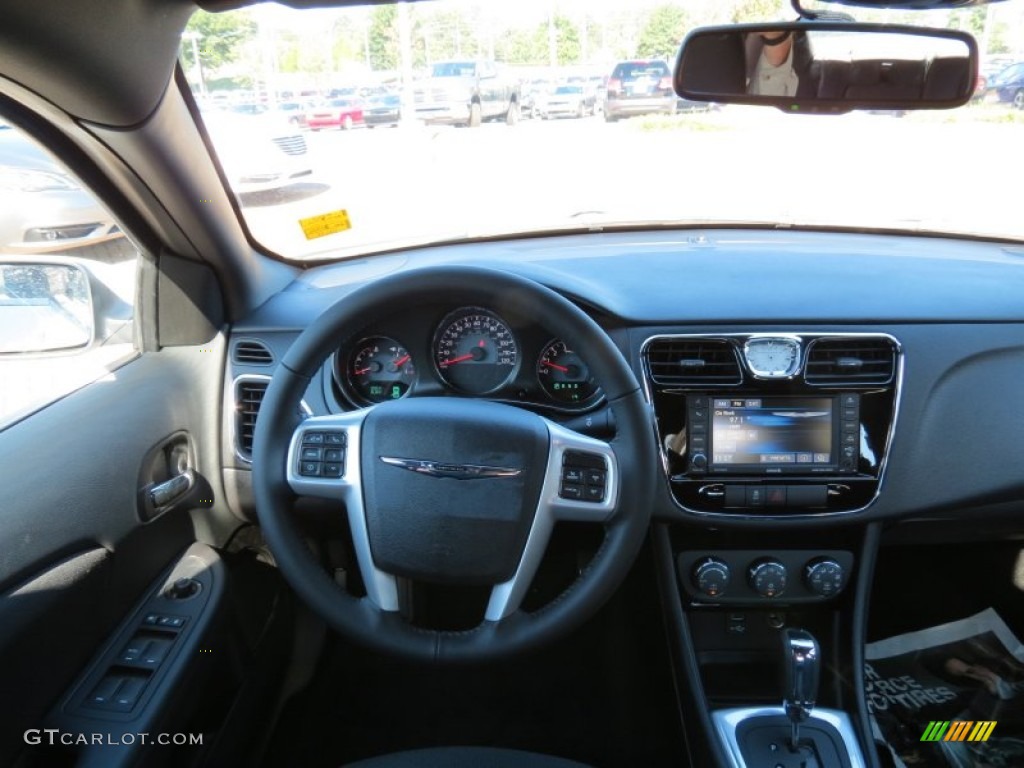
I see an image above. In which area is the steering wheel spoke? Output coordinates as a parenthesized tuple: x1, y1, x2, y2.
(285, 411, 400, 612)
(485, 419, 618, 621)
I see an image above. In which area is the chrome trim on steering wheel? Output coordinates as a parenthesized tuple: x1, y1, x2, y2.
(285, 411, 399, 612)
(485, 420, 619, 621)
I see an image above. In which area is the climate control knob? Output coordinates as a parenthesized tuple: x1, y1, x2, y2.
(748, 559, 787, 598)
(804, 558, 846, 598)
(692, 557, 731, 598)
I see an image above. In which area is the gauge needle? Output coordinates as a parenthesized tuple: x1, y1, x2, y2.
(353, 367, 371, 375)
(542, 360, 570, 373)
(393, 354, 411, 367)
(441, 353, 475, 367)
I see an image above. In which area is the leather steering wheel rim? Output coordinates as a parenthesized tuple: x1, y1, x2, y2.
(252, 265, 655, 662)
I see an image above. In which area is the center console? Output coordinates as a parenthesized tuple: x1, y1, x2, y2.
(645, 333, 897, 767)
(643, 333, 900, 516)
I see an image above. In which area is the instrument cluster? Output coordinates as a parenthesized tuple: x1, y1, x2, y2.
(334, 305, 602, 410)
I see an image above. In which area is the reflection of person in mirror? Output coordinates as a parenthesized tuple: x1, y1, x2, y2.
(746, 30, 801, 97)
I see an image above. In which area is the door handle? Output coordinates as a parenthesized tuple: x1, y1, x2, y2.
(149, 470, 194, 508)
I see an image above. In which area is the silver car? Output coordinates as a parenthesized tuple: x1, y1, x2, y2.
(0, 125, 122, 254)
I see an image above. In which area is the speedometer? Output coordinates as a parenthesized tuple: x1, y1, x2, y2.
(433, 308, 519, 394)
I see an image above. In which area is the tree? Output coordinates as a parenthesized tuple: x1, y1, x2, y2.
(551, 15, 582, 65)
(637, 6, 691, 61)
(181, 10, 257, 72)
(731, 0, 785, 24)
(368, 4, 398, 70)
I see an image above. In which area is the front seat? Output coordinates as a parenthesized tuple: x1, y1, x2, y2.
(345, 746, 592, 767)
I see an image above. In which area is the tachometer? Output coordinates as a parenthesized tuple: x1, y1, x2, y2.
(537, 339, 600, 404)
(434, 308, 519, 394)
(346, 336, 415, 404)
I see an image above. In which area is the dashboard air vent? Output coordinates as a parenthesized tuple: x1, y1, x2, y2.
(805, 337, 896, 385)
(646, 339, 742, 386)
(235, 379, 268, 459)
(233, 340, 273, 365)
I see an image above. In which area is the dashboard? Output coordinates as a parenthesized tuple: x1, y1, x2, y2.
(223, 228, 1024, 528)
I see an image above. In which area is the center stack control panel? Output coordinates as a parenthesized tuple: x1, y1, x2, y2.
(643, 333, 900, 515)
(677, 550, 854, 605)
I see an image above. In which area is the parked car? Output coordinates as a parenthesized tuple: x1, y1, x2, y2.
(983, 60, 1024, 108)
(413, 60, 520, 127)
(537, 84, 595, 119)
(0, 125, 122, 254)
(604, 60, 676, 121)
(306, 98, 365, 130)
(200, 110, 314, 193)
(364, 89, 402, 128)
(274, 101, 311, 128)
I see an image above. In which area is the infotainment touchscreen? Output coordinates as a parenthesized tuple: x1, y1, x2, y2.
(710, 397, 835, 469)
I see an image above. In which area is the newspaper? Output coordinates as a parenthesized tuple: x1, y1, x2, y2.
(866, 608, 1024, 767)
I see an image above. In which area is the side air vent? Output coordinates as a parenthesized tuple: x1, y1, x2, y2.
(233, 340, 273, 365)
(646, 338, 742, 386)
(235, 379, 268, 459)
(805, 337, 896, 385)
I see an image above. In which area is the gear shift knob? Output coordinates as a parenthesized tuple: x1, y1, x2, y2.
(781, 628, 820, 748)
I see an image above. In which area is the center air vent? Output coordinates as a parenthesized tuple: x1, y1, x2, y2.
(805, 337, 896, 385)
(233, 340, 273, 365)
(235, 379, 268, 459)
(646, 338, 742, 386)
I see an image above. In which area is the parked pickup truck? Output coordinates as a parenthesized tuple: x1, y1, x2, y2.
(413, 60, 520, 127)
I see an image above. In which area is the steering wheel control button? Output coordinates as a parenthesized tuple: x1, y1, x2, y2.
(299, 431, 346, 478)
(692, 557, 731, 598)
(560, 451, 607, 503)
(560, 483, 584, 500)
(748, 559, 788, 598)
(804, 558, 847, 598)
(562, 466, 585, 484)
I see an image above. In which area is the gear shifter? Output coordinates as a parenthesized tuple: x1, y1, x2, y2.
(781, 628, 820, 750)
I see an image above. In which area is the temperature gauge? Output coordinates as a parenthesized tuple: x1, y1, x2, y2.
(346, 337, 415, 404)
(537, 339, 599, 404)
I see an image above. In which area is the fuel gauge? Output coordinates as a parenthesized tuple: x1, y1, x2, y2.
(537, 339, 599, 404)
(346, 337, 415, 405)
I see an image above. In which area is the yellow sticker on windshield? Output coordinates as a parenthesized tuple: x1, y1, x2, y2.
(299, 210, 352, 240)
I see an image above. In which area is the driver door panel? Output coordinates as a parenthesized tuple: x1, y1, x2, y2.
(0, 346, 224, 764)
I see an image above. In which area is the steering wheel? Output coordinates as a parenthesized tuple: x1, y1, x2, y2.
(252, 266, 655, 662)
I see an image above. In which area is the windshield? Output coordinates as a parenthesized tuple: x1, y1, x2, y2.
(186, 0, 1024, 261)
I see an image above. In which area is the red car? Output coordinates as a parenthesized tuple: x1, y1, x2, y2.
(305, 98, 364, 130)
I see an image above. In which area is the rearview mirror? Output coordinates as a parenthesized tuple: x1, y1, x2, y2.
(674, 22, 977, 114)
(0, 262, 94, 354)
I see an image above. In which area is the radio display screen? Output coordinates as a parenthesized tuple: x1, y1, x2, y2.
(711, 397, 835, 469)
